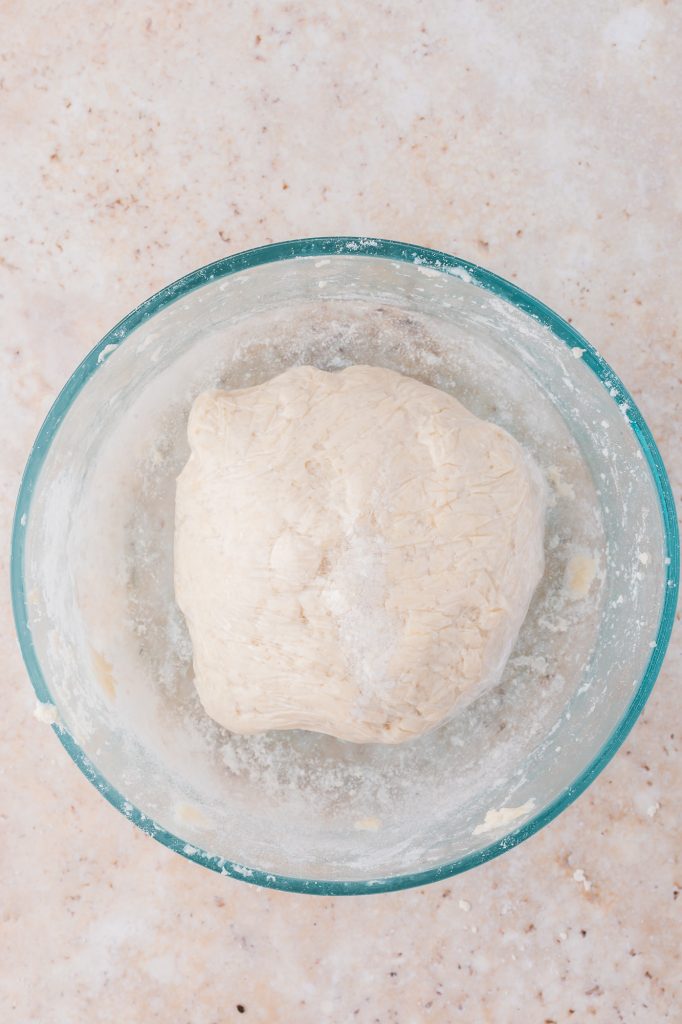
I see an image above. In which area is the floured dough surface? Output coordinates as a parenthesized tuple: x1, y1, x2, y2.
(174, 365, 545, 744)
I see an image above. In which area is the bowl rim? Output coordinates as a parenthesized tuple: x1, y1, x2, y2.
(11, 235, 679, 895)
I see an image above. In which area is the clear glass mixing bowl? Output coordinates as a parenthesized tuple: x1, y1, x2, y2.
(12, 237, 678, 894)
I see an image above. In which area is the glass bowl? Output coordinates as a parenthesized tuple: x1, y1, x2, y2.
(11, 237, 678, 894)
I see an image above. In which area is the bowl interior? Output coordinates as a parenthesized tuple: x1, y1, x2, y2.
(16, 242, 675, 890)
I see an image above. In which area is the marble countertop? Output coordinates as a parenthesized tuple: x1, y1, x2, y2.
(2, 2, 680, 1021)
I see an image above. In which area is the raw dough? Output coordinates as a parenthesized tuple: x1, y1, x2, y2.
(174, 365, 545, 744)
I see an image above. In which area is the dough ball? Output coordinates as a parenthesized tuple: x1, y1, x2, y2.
(174, 365, 545, 744)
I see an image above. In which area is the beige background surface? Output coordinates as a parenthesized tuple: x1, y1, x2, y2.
(1, 2, 681, 1021)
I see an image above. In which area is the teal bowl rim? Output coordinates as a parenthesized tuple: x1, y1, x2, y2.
(11, 236, 679, 895)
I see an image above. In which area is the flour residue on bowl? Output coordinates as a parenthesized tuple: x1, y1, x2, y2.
(472, 798, 536, 836)
(23, 257, 663, 880)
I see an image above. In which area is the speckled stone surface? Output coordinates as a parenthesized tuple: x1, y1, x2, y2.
(1, 2, 681, 1021)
